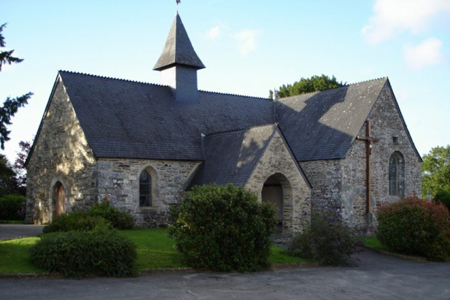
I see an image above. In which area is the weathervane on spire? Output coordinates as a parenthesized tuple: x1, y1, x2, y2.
(176, 0, 181, 12)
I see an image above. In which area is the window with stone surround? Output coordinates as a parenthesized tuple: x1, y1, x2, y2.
(139, 170, 152, 207)
(389, 151, 405, 197)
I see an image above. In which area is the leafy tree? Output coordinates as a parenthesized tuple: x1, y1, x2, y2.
(0, 23, 32, 149)
(270, 74, 345, 99)
(13, 140, 31, 188)
(0, 140, 29, 196)
(0, 154, 20, 196)
(422, 145, 450, 198)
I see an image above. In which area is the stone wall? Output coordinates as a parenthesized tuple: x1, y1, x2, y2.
(245, 130, 311, 233)
(97, 158, 201, 227)
(365, 82, 422, 204)
(301, 82, 422, 230)
(340, 83, 421, 228)
(26, 78, 97, 224)
(301, 159, 342, 202)
(339, 137, 370, 228)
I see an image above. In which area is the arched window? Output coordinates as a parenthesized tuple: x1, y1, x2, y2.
(139, 170, 152, 207)
(389, 151, 405, 197)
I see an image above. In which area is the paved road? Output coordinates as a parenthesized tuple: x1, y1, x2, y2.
(1, 250, 449, 300)
(0, 224, 44, 240)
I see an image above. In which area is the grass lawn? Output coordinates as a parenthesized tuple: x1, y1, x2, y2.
(362, 235, 433, 260)
(0, 237, 45, 274)
(362, 235, 391, 252)
(0, 228, 305, 274)
(0, 220, 26, 224)
(118, 228, 184, 270)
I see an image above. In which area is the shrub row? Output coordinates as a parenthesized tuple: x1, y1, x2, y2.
(0, 194, 26, 220)
(44, 201, 134, 233)
(35, 201, 137, 278)
(377, 197, 450, 261)
(31, 226, 137, 278)
(43, 212, 111, 233)
(89, 202, 135, 230)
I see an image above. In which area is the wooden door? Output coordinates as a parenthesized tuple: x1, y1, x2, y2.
(54, 183, 65, 217)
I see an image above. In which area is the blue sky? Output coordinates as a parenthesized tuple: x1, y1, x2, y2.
(1, 0, 450, 162)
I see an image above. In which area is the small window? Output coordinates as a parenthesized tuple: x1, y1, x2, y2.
(393, 136, 399, 145)
(139, 170, 152, 207)
(389, 151, 405, 197)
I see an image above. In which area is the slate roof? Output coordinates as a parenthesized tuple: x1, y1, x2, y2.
(190, 124, 277, 187)
(39, 72, 395, 163)
(58, 71, 273, 160)
(276, 78, 387, 161)
(153, 13, 205, 71)
(31, 69, 418, 166)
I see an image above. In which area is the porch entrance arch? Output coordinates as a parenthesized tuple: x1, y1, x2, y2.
(262, 173, 293, 234)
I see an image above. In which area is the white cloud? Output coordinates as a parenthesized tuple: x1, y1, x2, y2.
(205, 26, 221, 40)
(404, 37, 444, 69)
(233, 30, 259, 56)
(362, 0, 450, 43)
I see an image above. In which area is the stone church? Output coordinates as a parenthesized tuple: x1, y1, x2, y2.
(25, 12, 422, 233)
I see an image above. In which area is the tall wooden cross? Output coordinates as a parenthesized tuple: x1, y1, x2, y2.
(356, 120, 377, 215)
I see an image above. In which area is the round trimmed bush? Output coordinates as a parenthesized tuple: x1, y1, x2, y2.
(30, 227, 137, 278)
(376, 197, 450, 260)
(168, 184, 276, 272)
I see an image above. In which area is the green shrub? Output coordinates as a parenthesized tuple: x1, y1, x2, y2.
(43, 212, 111, 233)
(168, 184, 276, 272)
(0, 194, 26, 220)
(426, 231, 450, 261)
(287, 199, 360, 266)
(434, 189, 450, 212)
(376, 197, 450, 261)
(44, 202, 135, 233)
(30, 227, 137, 278)
(89, 201, 135, 230)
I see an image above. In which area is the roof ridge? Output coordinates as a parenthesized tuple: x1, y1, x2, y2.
(199, 89, 270, 101)
(58, 70, 168, 88)
(349, 76, 387, 86)
(205, 123, 277, 136)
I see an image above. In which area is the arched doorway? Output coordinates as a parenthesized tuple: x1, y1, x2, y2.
(262, 173, 292, 233)
(53, 182, 66, 218)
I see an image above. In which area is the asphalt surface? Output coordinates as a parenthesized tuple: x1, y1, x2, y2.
(1, 225, 449, 300)
(0, 224, 44, 240)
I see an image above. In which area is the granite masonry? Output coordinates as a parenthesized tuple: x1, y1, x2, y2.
(301, 82, 422, 229)
(25, 79, 98, 224)
(245, 129, 311, 233)
(96, 159, 200, 227)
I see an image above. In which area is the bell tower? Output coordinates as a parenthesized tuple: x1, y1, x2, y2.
(153, 12, 205, 103)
